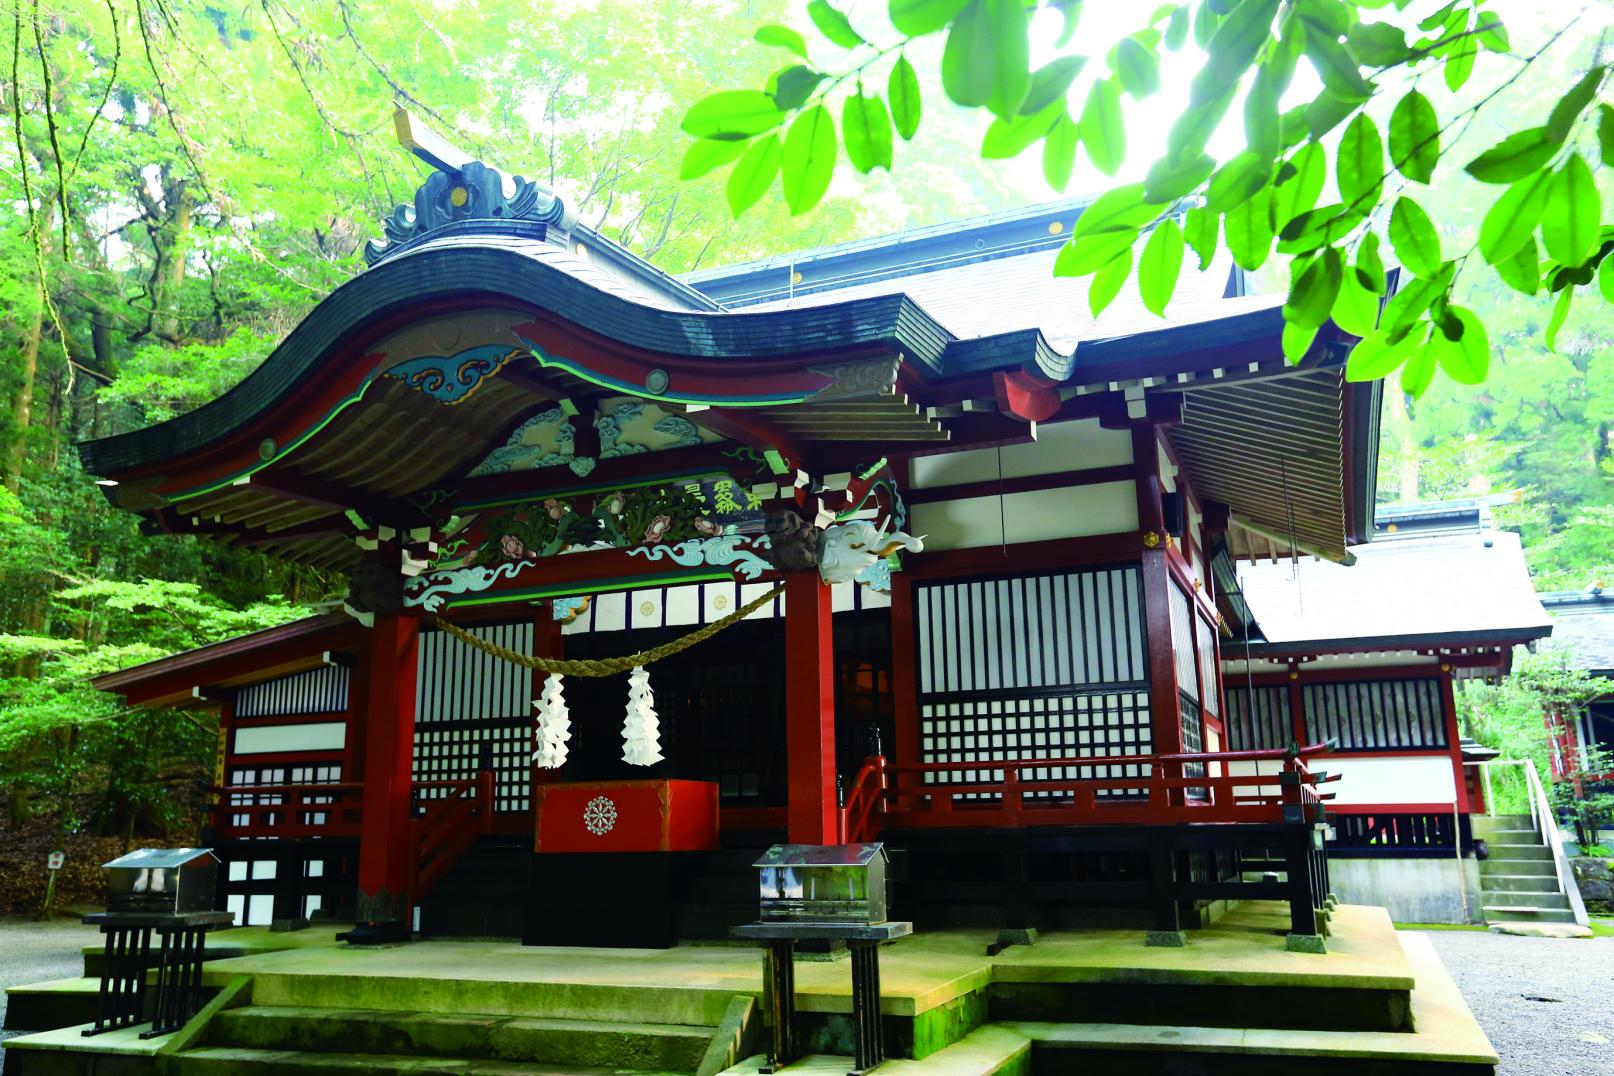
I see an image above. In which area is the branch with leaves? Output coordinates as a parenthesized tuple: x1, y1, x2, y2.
(680, 0, 1613, 399)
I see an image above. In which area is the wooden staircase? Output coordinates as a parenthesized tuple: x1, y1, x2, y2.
(1472, 813, 1578, 925)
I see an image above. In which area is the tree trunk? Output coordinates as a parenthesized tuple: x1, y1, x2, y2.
(4, 287, 44, 493)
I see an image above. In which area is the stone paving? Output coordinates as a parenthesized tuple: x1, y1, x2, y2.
(0, 917, 98, 1045)
(1419, 928, 1614, 1076)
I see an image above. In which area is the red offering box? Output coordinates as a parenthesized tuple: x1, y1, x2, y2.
(534, 779, 720, 853)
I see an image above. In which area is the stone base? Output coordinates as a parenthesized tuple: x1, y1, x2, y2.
(1487, 921, 1593, 939)
(1285, 933, 1328, 954)
(1144, 930, 1187, 948)
(996, 927, 1038, 948)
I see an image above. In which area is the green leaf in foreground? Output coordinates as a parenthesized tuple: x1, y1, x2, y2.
(807, 0, 865, 48)
(843, 92, 894, 173)
(781, 105, 836, 215)
(1137, 218, 1184, 316)
(1089, 247, 1132, 317)
(1400, 336, 1437, 398)
(1223, 187, 1273, 271)
(754, 25, 809, 59)
(726, 134, 781, 216)
(1054, 229, 1137, 277)
(1331, 260, 1379, 338)
(982, 99, 1061, 159)
(1389, 89, 1438, 184)
(942, 0, 1031, 119)
(1431, 306, 1489, 385)
(1184, 205, 1218, 270)
(1388, 196, 1441, 278)
(1541, 154, 1599, 268)
(772, 66, 826, 110)
(1545, 287, 1574, 352)
(1495, 236, 1540, 296)
(1336, 112, 1383, 207)
(682, 91, 786, 140)
(1600, 104, 1614, 167)
(889, 0, 972, 37)
(1346, 326, 1421, 383)
(1464, 127, 1556, 184)
(1043, 112, 1079, 190)
(1115, 36, 1161, 98)
(1079, 79, 1125, 175)
(889, 56, 922, 141)
(682, 138, 750, 180)
(1021, 55, 1087, 115)
(1284, 248, 1343, 330)
(1478, 169, 1553, 265)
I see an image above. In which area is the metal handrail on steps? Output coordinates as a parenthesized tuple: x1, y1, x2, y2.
(1469, 757, 1589, 928)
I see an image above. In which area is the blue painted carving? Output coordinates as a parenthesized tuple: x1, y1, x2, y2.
(652, 413, 703, 449)
(468, 408, 575, 476)
(597, 402, 647, 459)
(366, 161, 568, 265)
(404, 560, 530, 612)
(551, 595, 590, 622)
(856, 557, 893, 592)
(384, 344, 522, 405)
(625, 533, 773, 581)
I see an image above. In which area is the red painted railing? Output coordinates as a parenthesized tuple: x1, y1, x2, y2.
(216, 781, 365, 839)
(410, 772, 496, 902)
(838, 743, 1335, 835)
(213, 772, 497, 903)
(839, 755, 890, 844)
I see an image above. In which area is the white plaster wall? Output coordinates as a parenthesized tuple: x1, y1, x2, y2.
(1226, 755, 1456, 805)
(1326, 757, 1457, 806)
(908, 417, 1132, 487)
(234, 721, 346, 755)
(909, 481, 1138, 551)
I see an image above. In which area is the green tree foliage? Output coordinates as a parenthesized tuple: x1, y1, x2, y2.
(1, 0, 952, 859)
(684, 0, 1614, 588)
(682, 0, 1612, 393)
(1459, 646, 1613, 824)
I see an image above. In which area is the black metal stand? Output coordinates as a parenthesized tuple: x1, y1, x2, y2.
(733, 921, 913, 1076)
(81, 911, 233, 1037)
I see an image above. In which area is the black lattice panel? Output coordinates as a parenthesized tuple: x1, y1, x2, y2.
(226, 764, 341, 830)
(919, 690, 1153, 801)
(1302, 678, 1447, 751)
(411, 718, 530, 813)
(1225, 686, 1292, 751)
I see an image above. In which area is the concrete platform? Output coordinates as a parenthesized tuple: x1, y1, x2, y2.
(2, 904, 1496, 1075)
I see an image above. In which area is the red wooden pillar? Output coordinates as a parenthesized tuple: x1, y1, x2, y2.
(1133, 423, 1183, 763)
(1439, 666, 1470, 813)
(351, 611, 420, 943)
(785, 570, 838, 845)
(889, 572, 919, 770)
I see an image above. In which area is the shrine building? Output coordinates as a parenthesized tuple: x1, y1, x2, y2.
(81, 118, 1372, 949)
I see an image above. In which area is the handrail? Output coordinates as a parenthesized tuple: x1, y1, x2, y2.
(885, 741, 1335, 775)
(1468, 758, 1589, 929)
(839, 756, 888, 844)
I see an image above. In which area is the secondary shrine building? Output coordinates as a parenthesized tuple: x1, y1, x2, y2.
(82, 126, 1373, 946)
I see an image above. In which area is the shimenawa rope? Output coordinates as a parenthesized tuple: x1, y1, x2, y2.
(430, 581, 786, 677)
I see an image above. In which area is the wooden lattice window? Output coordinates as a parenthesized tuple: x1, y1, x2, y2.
(1302, 678, 1447, 751)
(1224, 685, 1292, 751)
(914, 567, 1152, 800)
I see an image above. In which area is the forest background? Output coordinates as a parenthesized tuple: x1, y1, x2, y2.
(0, 0, 1609, 905)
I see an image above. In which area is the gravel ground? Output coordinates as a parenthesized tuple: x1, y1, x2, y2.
(1421, 929, 1614, 1076)
(0, 916, 99, 1047)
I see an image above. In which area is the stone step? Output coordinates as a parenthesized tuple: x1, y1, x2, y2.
(1481, 843, 1552, 861)
(720, 1025, 1030, 1076)
(1481, 904, 1578, 923)
(176, 1046, 685, 1076)
(1478, 873, 1563, 893)
(1479, 890, 1569, 910)
(209, 1005, 715, 1072)
(1479, 857, 1555, 877)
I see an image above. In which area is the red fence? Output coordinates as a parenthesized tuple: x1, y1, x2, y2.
(840, 743, 1334, 840)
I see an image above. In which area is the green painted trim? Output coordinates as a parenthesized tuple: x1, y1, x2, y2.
(442, 567, 739, 608)
(456, 467, 731, 513)
(526, 344, 809, 408)
(763, 449, 788, 475)
(169, 374, 384, 502)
